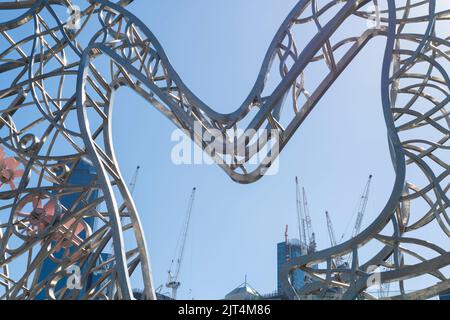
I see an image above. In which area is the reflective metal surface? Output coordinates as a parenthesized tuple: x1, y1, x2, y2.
(0, 0, 449, 299)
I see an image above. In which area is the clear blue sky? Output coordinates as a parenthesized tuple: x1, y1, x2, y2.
(110, 0, 444, 299)
(2, 0, 447, 300)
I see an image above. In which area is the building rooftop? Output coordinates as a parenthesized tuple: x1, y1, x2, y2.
(224, 281, 261, 300)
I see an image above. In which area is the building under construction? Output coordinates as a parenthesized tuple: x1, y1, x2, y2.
(224, 176, 373, 300)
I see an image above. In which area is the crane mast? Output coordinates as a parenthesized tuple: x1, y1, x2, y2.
(295, 177, 307, 254)
(325, 211, 346, 268)
(325, 211, 337, 247)
(104, 165, 141, 239)
(351, 175, 373, 238)
(295, 177, 316, 254)
(166, 187, 196, 299)
(302, 187, 316, 254)
(378, 256, 393, 298)
(326, 175, 373, 267)
(284, 224, 290, 261)
(128, 166, 141, 195)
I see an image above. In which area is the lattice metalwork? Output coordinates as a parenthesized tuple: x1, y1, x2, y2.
(0, 0, 449, 300)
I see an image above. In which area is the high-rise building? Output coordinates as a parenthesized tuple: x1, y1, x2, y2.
(277, 238, 306, 297)
(439, 289, 450, 300)
(36, 159, 107, 299)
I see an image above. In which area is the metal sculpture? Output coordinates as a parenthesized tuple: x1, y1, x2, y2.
(0, 0, 448, 300)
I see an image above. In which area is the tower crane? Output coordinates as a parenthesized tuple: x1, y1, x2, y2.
(351, 175, 373, 238)
(302, 187, 316, 254)
(284, 224, 289, 245)
(117, 165, 141, 219)
(325, 211, 337, 248)
(166, 187, 196, 299)
(339, 175, 373, 243)
(326, 175, 373, 266)
(378, 256, 393, 298)
(325, 211, 346, 268)
(295, 177, 316, 255)
(284, 224, 290, 262)
(109, 166, 142, 254)
(128, 165, 141, 195)
(295, 177, 307, 254)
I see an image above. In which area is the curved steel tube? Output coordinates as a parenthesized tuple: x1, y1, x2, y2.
(0, 0, 448, 299)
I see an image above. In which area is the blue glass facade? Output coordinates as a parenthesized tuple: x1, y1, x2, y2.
(439, 289, 450, 300)
(277, 240, 305, 295)
(36, 160, 108, 299)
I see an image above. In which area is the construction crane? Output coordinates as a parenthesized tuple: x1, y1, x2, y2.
(109, 166, 141, 251)
(325, 211, 338, 247)
(339, 174, 373, 243)
(284, 224, 289, 245)
(295, 177, 307, 254)
(302, 187, 316, 254)
(166, 187, 196, 299)
(351, 175, 373, 238)
(284, 224, 290, 262)
(325, 211, 346, 268)
(323, 175, 373, 269)
(295, 177, 316, 254)
(128, 165, 141, 195)
(324, 175, 373, 266)
(378, 256, 393, 298)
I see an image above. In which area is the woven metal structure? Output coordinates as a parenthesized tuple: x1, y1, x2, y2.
(0, 0, 449, 300)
